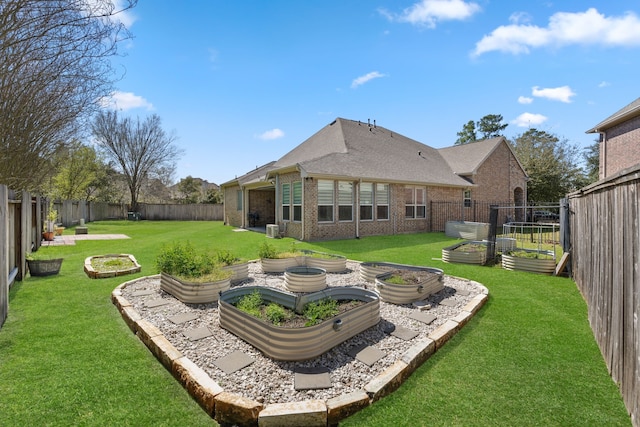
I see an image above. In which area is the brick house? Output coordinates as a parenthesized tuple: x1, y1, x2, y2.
(222, 118, 527, 241)
(587, 97, 640, 180)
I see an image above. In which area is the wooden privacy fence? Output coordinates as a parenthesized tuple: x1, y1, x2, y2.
(568, 164, 640, 425)
(137, 203, 223, 221)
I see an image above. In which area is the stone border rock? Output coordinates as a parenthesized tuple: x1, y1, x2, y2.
(84, 254, 141, 279)
(111, 270, 488, 427)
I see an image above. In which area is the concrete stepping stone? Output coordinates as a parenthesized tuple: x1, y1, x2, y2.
(294, 367, 332, 390)
(440, 298, 458, 307)
(407, 311, 437, 325)
(145, 299, 170, 308)
(454, 288, 471, 296)
(132, 290, 155, 296)
(390, 325, 420, 341)
(213, 350, 255, 375)
(168, 312, 199, 324)
(183, 327, 213, 341)
(347, 345, 386, 366)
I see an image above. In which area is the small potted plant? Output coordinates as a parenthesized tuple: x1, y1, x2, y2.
(26, 250, 63, 277)
(156, 241, 232, 303)
(42, 201, 57, 241)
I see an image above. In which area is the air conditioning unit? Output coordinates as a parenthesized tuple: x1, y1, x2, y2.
(266, 224, 279, 238)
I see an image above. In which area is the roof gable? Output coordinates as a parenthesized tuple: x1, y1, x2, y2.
(586, 97, 640, 133)
(438, 137, 527, 178)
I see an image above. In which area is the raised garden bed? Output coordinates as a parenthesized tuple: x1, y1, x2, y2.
(502, 249, 556, 275)
(160, 272, 231, 303)
(301, 250, 347, 273)
(445, 220, 489, 240)
(219, 286, 380, 361)
(375, 267, 444, 304)
(221, 261, 250, 283)
(442, 241, 487, 265)
(84, 254, 141, 279)
(27, 258, 63, 277)
(284, 266, 327, 292)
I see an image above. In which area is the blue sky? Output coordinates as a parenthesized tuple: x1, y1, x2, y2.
(104, 1, 640, 185)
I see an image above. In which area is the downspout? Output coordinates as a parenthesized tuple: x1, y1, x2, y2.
(275, 175, 280, 224)
(601, 132, 607, 179)
(241, 186, 246, 229)
(301, 177, 305, 241)
(356, 180, 360, 238)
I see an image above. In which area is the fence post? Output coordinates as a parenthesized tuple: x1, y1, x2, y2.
(486, 205, 498, 264)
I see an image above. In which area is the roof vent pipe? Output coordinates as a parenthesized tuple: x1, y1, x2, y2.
(368, 118, 370, 127)
(374, 119, 376, 128)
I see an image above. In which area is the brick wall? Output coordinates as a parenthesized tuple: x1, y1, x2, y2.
(602, 115, 640, 179)
(470, 141, 527, 203)
(223, 185, 242, 227)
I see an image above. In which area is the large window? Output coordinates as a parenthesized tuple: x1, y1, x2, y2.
(463, 189, 471, 208)
(317, 180, 334, 222)
(338, 181, 353, 221)
(405, 186, 426, 219)
(282, 183, 290, 221)
(292, 181, 302, 221)
(360, 182, 373, 221)
(376, 183, 389, 220)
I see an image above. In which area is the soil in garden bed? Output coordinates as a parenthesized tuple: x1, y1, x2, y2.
(385, 269, 439, 285)
(242, 299, 365, 328)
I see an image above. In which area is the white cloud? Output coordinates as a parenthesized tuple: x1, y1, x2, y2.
(86, 0, 137, 28)
(473, 8, 640, 56)
(518, 96, 534, 104)
(99, 91, 153, 110)
(380, 0, 480, 28)
(351, 71, 387, 89)
(598, 81, 611, 88)
(257, 128, 285, 140)
(532, 85, 576, 103)
(512, 112, 548, 127)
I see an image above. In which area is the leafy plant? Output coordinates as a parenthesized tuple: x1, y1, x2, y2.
(384, 274, 406, 285)
(26, 250, 60, 261)
(265, 303, 291, 326)
(303, 298, 339, 326)
(155, 241, 228, 281)
(258, 242, 279, 259)
(236, 289, 263, 318)
(214, 249, 241, 266)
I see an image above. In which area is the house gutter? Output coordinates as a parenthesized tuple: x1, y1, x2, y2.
(356, 180, 360, 238)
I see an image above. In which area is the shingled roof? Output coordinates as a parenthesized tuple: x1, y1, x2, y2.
(438, 136, 515, 177)
(268, 118, 470, 187)
(586, 97, 640, 133)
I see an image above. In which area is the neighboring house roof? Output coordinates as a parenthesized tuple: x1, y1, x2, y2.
(438, 137, 527, 179)
(586, 97, 640, 133)
(268, 118, 471, 187)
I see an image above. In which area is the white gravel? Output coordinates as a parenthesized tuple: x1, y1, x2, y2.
(120, 261, 483, 405)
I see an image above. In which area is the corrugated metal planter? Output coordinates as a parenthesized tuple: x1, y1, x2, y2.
(375, 268, 444, 304)
(260, 257, 300, 273)
(284, 266, 327, 292)
(222, 261, 250, 283)
(84, 254, 141, 279)
(359, 262, 394, 282)
(301, 250, 348, 273)
(160, 272, 231, 303)
(219, 286, 380, 361)
(445, 221, 489, 240)
(442, 241, 487, 265)
(502, 250, 556, 275)
(27, 258, 63, 277)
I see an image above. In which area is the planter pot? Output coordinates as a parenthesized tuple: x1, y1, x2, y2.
(42, 231, 55, 241)
(260, 257, 300, 273)
(301, 250, 347, 273)
(375, 269, 444, 304)
(160, 272, 230, 303)
(84, 254, 141, 279)
(222, 262, 250, 283)
(502, 250, 556, 275)
(445, 221, 489, 240)
(27, 258, 63, 276)
(54, 226, 65, 236)
(284, 266, 327, 292)
(219, 286, 380, 361)
(442, 241, 487, 265)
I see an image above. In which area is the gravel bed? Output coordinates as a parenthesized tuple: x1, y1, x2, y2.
(120, 261, 483, 405)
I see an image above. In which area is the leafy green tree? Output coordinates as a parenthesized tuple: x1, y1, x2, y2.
(204, 187, 223, 204)
(177, 176, 200, 204)
(583, 140, 600, 184)
(51, 141, 100, 200)
(510, 129, 586, 203)
(455, 120, 477, 145)
(455, 114, 507, 145)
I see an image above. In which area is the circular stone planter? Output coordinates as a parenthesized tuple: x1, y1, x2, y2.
(219, 286, 380, 361)
(284, 266, 327, 292)
(221, 261, 250, 283)
(159, 272, 231, 303)
(374, 266, 444, 304)
(84, 254, 141, 279)
(502, 250, 556, 275)
(260, 257, 300, 273)
(442, 241, 487, 265)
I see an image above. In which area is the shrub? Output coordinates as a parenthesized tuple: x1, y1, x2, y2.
(303, 298, 339, 326)
(258, 242, 279, 259)
(236, 289, 263, 318)
(265, 303, 291, 326)
(155, 241, 220, 279)
(214, 249, 241, 266)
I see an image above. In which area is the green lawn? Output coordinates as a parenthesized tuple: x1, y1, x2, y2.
(0, 221, 630, 426)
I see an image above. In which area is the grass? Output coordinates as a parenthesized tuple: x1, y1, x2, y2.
(0, 221, 631, 426)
